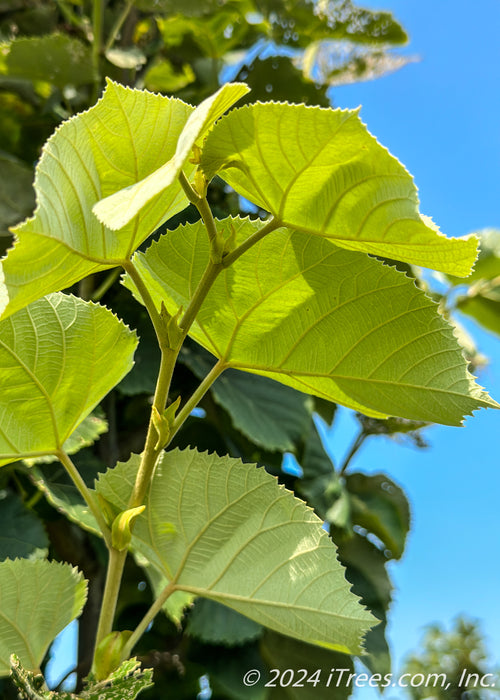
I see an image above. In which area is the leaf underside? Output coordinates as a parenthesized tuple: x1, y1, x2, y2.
(1, 80, 195, 320)
(0, 293, 137, 466)
(123, 217, 497, 425)
(96, 448, 375, 655)
(200, 102, 477, 276)
(0, 559, 87, 677)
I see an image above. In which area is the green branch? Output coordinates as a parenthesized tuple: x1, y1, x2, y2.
(57, 449, 111, 547)
(120, 581, 177, 662)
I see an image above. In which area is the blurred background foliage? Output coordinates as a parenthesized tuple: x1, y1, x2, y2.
(0, 1, 499, 698)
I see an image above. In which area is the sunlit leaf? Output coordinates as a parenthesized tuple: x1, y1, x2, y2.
(201, 104, 477, 275)
(93, 82, 249, 230)
(0, 293, 137, 466)
(96, 448, 375, 654)
(23, 413, 108, 466)
(0, 80, 194, 319)
(0, 559, 87, 676)
(124, 217, 497, 424)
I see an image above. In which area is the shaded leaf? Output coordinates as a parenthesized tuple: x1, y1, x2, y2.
(93, 82, 249, 230)
(1, 80, 194, 319)
(261, 631, 354, 700)
(181, 345, 314, 452)
(345, 473, 410, 558)
(0, 559, 87, 676)
(96, 448, 375, 654)
(0, 293, 137, 466)
(124, 217, 497, 424)
(457, 287, 500, 337)
(0, 35, 93, 89)
(187, 597, 263, 646)
(0, 491, 48, 560)
(0, 154, 34, 235)
(201, 104, 477, 275)
(29, 454, 101, 536)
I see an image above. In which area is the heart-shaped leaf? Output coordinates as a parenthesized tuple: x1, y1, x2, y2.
(200, 103, 477, 276)
(96, 448, 375, 654)
(1, 80, 194, 320)
(123, 217, 497, 425)
(0, 559, 87, 676)
(0, 293, 137, 466)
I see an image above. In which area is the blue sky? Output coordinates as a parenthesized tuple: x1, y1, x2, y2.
(330, 0, 500, 691)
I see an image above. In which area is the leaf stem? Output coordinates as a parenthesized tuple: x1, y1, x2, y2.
(104, 0, 134, 53)
(120, 582, 176, 662)
(339, 431, 368, 475)
(122, 261, 163, 344)
(57, 449, 111, 547)
(179, 170, 218, 242)
(91, 0, 105, 103)
(93, 548, 128, 650)
(169, 360, 226, 441)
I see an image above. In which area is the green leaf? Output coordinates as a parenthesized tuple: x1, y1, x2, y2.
(345, 473, 410, 559)
(0, 35, 93, 89)
(0, 154, 34, 236)
(261, 631, 355, 700)
(123, 217, 498, 425)
(0, 559, 87, 676)
(187, 598, 263, 646)
(181, 345, 314, 452)
(93, 82, 250, 231)
(200, 103, 477, 276)
(457, 287, 500, 337)
(143, 59, 196, 93)
(24, 413, 108, 466)
(10, 655, 153, 700)
(96, 448, 375, 654)
(0, 492, 48, 561)
(336, 534, 392, 676)
(448, 228, 500, 284)
(0, 293, 137, 466)
(29, 455, 101, 536)
(0, 80, 194, 319)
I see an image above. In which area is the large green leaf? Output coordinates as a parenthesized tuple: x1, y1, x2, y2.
(93, 82, 249, 230)
(200, 103, 477, 276)
(0, 293, 137, 466)
(0, 492, 48, 561)
(96, 448, 375, 654)
(123, 217, 497, 425)
(0, 80, 194, 319)
(0, 559, 87, 676)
